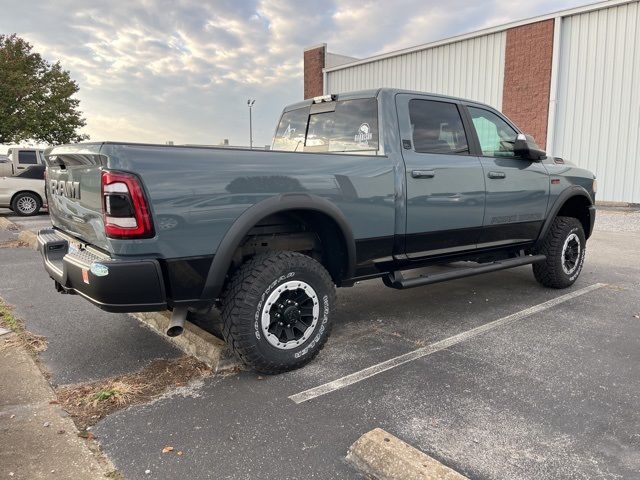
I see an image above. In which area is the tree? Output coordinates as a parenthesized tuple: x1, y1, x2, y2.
(0, 34, 89, 145)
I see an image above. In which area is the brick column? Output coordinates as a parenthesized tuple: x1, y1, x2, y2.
(502, 20, 554, 149)
(304, 44, 326, 99)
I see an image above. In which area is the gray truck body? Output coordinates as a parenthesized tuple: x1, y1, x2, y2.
(38, 88, 596, 314)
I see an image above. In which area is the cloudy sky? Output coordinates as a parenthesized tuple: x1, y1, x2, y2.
(1, 0, 596, 148)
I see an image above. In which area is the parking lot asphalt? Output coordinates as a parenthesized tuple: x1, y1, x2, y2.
(1, 208, 639, 479)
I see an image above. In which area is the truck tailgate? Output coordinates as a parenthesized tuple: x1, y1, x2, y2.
(44, 144, 109, 251)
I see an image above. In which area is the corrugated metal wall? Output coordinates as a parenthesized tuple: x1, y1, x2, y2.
(326, 32, 506, 109)
(553, 2, 640, 203)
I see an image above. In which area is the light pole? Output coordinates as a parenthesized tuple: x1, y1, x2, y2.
(247, 99, 255, 149)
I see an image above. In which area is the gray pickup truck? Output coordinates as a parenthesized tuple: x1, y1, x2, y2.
(37, 88, 596, 373)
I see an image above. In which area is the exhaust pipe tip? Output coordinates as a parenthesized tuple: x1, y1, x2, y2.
(166, 325, 184, 337)
(166, 307, 188, 337)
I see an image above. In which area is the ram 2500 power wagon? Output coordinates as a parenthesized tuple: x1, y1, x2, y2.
(38, 89, 596, 373)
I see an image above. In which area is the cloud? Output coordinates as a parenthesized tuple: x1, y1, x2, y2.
(0, 0, 593, 147)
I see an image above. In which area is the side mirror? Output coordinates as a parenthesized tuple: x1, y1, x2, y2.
(514, 133, 546, 161)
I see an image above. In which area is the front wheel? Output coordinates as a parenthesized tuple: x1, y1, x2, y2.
(11, 192, 42, 216)
(220, 251, 335, 374)
(533, 216, 586, 288)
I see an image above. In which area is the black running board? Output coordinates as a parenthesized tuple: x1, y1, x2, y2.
(383, 254, 547, 290)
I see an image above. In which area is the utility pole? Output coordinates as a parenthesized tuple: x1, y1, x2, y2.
(247, 99, 255, 149)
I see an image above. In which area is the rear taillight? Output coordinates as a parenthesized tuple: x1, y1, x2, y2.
(101, 171, 154, 239)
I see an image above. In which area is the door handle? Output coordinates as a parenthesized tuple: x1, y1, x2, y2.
(411, 170, 435, 179)
(488, 171, 506, 179)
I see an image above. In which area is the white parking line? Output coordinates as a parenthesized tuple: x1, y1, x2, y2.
(289, 283, 606, 404)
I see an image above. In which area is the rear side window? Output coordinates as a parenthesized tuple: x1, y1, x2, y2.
(18, 150, 38, 164)
(409, 100, 469, 154)
(272, 106, 310, 152)
(17, 165, 45, 179)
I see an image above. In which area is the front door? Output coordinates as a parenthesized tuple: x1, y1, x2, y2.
(396, 95, 486, 258)
(465, 105, 549, 247)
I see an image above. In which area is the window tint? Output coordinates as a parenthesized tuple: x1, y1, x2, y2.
(468, 107, 517, 157)
(16, 165, 45, 179)
(305, 112, 334, 151)
(18, 150, 38, 164)
(409, 100, 469, 154)
(272, 106, 310, 152)
(305, 98, 379, 153)
(329, 98, 378, 153)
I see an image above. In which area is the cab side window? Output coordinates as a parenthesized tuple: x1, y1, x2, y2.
(18, 150, 38, 164)
(468, 107, 517, 158)
(409, 100, 469, 155)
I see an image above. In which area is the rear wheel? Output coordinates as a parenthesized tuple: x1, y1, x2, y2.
(220, 251, 335, 374)
(11, 192, 41, 216)
(533, 216, 586, 288)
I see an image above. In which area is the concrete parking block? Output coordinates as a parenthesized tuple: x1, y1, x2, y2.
(132, 311, 239, 372)
(18, 229, 38, 249)
(0, 216, 19, 231)
(347, 428, 467, 480)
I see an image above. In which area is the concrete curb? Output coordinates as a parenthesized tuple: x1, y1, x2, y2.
(0, 332, 116, 478)
(131, 311, 239, 373)
(346, 428, 468, 480)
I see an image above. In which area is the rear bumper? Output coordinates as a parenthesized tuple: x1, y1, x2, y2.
(37, 228, 167, 313)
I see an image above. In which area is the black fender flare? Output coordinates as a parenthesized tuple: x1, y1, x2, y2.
(535, 185, 594, 247)
(199, 193, 356, 301)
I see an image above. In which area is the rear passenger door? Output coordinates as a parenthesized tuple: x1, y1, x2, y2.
(396, 95, 486, 258)
(464, 105, 549, 246)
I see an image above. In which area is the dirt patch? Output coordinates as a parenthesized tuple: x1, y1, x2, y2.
(0, 239, 29, 248)
(56, 356, 211, 430)
(0, 300, 47, 353)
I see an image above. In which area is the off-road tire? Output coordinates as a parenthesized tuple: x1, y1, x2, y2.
(11, 192, 41, 216)
(220, 251, 335, 374)
(533, 216, 586, 289)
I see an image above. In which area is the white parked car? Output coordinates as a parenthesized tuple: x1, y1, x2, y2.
(0, 165, 47, 216)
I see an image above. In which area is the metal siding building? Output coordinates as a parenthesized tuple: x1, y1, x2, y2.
(553, 1, 640, 203)
(306, 0, 640, 204)
(326, 32, 506, 110)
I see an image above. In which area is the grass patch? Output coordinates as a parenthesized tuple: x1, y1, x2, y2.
(57, 356, 210, 429)
(0, 299, 47, 353)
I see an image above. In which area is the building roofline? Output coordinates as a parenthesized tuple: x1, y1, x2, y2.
(304, 43, 327, 52)
(324, 0, 637, 72)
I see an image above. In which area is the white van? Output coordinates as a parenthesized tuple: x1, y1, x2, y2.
(0, 148, 46, 177)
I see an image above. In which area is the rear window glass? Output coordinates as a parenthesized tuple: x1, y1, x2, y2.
(272, 98, 379, 154)
(272, 106, 310, 152)
(306, 98, 378, 153)
(18, 150, 38, 164)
